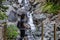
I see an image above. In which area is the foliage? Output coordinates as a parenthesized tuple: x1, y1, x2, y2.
(0, 11, 8, 20)
(6, 25, 19, 40)
(0, 5, 8, 12)
(41, 2, 60, 14)
(0, 0, 8, 12)
(0, 0, 8, 20)
(46, 0, 60, 5)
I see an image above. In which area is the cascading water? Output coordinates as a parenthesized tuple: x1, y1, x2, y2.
(27, 12, 36, 32)
(6, 0, 60, 40)
(7, 0, 36, 40)
(18, 0, 36, 40)
(18, 0, 36, 32)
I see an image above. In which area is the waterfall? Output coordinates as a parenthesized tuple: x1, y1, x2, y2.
(27, 12, 36, 32)
(18, 0, 36, 40)
(26, 12, 36, 40)
(18, 0, 36, 32)
(24, 0, 36, 32)
(18, 0, 22, 4)
(7, 0, 36, 39)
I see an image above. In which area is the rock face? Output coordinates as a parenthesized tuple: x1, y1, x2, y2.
(33, 13, 47, 21)
(8, 10, 18, 22)
(43, 18, 55, 40)
(33, 12, 60, 40)
(5, 0, 60, 40)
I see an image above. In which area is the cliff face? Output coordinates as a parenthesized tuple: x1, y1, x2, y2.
(33, 11, 60, 40)
(1, 0, 60, 40)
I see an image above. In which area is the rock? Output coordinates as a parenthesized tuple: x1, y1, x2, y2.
(42, 18, 56, 39)
(5, 0, 60, 40)
(33, 13, 47, 21)
(56, 31, 60, 39)
(8, 10, 18, 22)
(17, 8, 27, 15)
(57, 27, 60, 31)
(24, 5, 31, 11)
(34, 31, 41, 37)
(39, 13, 46, 20)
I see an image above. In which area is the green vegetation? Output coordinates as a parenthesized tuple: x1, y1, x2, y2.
(6, 25, 19, 40)
(0, 0, 8, 20)
(0, 0, 8, 12)
(41, 0, 60, 14)
(46, 0, 60, 5)
(0, 11, 7, 20)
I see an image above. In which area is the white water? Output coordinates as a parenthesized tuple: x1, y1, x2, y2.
(25, 0, 36, 32)
(18, 0, 36, 32)
(27, 12, 36, 32)
(18, 0, 22, 4)
(6, 0, 36, 40)
(18, 0, 36, 40)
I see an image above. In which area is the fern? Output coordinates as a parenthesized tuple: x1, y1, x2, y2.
(41, 2, 60, 14)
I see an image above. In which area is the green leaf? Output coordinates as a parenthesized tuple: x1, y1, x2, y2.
(6, 25, 19, 39)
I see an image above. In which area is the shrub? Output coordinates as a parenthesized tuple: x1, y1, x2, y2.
(41, 2, 60, 15)
(6, 24, 19, 40)
(0, 11, 7, 20)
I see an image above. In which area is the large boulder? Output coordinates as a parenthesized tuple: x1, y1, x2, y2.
(33, 13, 47, 21)
(8, 10, 18, 22)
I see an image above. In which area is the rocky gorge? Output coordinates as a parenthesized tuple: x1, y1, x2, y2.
(1, 0, 60, 40)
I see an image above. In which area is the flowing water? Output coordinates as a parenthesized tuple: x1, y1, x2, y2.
(5, 0, 60, 40)
(6, 0, 55, 40)
(19, 0, 36, 40)
(18, 0, 36, 40)
(18, 0, 36, 32)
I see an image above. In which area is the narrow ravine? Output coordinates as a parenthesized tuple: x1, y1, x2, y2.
(5, 0, 60, 40)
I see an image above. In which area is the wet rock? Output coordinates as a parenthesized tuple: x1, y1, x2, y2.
(34, 31, 41, 37)
(56, 31, 60, 39)
(17, 8, 27, 15)
(33, 13, 47, 21)
(57, 27, 60, 31)
(42, 18, 56, 40)
(8, 10, 18, 22)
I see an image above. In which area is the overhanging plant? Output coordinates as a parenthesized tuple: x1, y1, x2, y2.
(0, 0, 8, 20)
(41, 1, 60, 15)
(0, 11, 8, 20)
